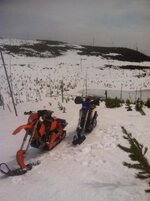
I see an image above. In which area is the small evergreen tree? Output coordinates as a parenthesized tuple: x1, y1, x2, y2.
(118, 126, 150, 192)
(105, 97, 121, 108)
(125, 99, 132, 111)
(0, 93, 4, 106)
(135, 99, 145, 115)
(126, 99, 130, 105)
(145, 98, 150, 108)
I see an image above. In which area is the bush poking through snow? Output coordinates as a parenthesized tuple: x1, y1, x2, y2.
(58, 102, 66, 113)
(145, 98, 150, 108)
(135, 99, 146, 115)
(105, 97, 121, 108)
(125, 99, 132, 111)
(118, 126, 150, 193)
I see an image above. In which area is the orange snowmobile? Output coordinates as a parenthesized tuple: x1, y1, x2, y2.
(0, 110, 67, 176)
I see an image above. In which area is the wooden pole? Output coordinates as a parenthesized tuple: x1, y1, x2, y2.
(61, 80, 64, 103)
(120, 83, 123, 103)
(0, 50, 18, 116)
(85, 71, 88, 97)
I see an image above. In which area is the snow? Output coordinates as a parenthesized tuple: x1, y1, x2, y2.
(0, 39, 150, 201)
(0, 38, 39, 46)
(103, 53, 122, 56)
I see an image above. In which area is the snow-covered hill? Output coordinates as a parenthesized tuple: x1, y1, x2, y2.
(0, 38, 150, 201)
(0, 38, 150, 104)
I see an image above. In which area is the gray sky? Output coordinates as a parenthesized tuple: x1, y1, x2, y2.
(0, 0, 150, 55)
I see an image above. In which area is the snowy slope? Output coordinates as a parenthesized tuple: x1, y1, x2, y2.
(0, 98, 150, 201)
(0, 38, 150, 105)
(0, 38, 150, 201)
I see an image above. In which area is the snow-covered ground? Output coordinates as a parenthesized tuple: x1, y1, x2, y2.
(0, 99, 150, 201)
(0, 38, 150, 104)
(0, 39, 150, 201)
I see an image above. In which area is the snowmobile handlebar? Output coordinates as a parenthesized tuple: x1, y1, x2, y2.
(24, 110, 54, 119)
(74, 96, 100, 106)
(24, 111, 33, 115)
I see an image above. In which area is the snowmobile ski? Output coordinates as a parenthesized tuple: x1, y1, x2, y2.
(72, 135, 86, 145)
(0, 160, 40, 177)
(72, 110, 88, 146)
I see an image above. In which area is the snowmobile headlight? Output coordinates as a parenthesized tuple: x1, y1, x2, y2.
(28, 118, 34, 124)
(28, 113, 39, 124)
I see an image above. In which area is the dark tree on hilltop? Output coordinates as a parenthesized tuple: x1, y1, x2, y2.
(118, 126, 150, 193)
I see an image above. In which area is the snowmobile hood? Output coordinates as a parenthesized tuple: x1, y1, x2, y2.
(12, 124, 33, 135)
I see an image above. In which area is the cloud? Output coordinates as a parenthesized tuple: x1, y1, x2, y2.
(0, 0, 150, 55)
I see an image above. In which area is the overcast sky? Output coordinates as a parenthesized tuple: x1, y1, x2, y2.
(0, 0, 150, 55)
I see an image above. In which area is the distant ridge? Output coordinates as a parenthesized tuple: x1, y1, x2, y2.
(0, 38, 150, 62)
(79, 45, 150, 62)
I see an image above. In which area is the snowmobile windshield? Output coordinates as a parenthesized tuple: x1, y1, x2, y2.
(82, 101, 90, 111)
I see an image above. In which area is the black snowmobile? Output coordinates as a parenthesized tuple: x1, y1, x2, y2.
(72, 96, 99, 145)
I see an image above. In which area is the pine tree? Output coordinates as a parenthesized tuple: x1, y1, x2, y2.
(105, 97, 121, 108)
(118, 126, 150, 193)
(135, 99, 145, 115)
(145, 98, 150, 108)
(125, 99, 132, 111)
